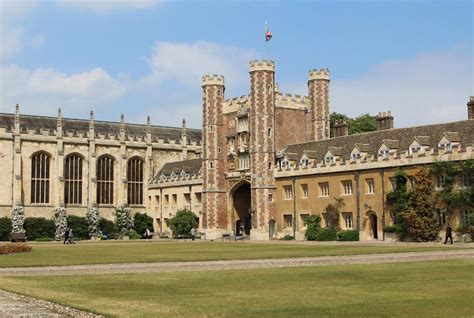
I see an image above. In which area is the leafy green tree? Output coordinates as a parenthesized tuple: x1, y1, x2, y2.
(322, 198, 344, 229)
(133, 213, 154, 237)
(330, 112, 377, 136)
(386, 169, 412, 230)
(305, 215, 321, 241)
(169, 208, 197, 238)
(404, 168, 439, 241)
(115, 205, 134, 238)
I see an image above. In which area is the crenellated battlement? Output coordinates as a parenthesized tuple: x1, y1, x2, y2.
(201, 74, 225, 86)
(249, 59, 275, 72)
(308, 68, 330, 81)
(223, 95, 249, 107)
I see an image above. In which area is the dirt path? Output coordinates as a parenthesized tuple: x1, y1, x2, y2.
(1, 249, 472, 277)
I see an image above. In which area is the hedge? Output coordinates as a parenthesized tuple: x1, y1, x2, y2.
(0, 243, 32, 254)
(337, 229, 359, 241)
(99, 218, 115, 239)
(67, 215, 90, 239)
(24, 218, 55, 240)
(315, 227, 337, 241)
(133, 213, 154, 237)
(0, 217, 12, 241)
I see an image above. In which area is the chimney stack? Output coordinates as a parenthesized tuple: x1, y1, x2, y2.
(332, 119, 349, 137)
(376, 111, 394, 130)
(468, 96, 474, 120)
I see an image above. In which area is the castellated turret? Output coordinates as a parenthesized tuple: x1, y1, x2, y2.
(249, 60, 276, 239)
(201, 74, 227, 237)
(468, 96, 474, 120)
(308, 68, 330, 141)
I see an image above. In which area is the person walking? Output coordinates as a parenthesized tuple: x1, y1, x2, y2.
(191, 227, 196, 241)
(68, 227, 75, 245)
(63, 228, 69, 244)
(444, 224, 453, 244)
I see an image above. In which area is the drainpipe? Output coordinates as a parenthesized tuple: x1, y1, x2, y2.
(355, 172, 361, 232)
(292, 177, 296, 239)
(159, 187, 163, 236)
(380, 168, 386, 241)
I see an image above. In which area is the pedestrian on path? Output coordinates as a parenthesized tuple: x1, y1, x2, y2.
(63, 228, 69, 244)
(68, 227, 75, 245)
(191, 227, 196, 241)
(444, 224, 453, 244)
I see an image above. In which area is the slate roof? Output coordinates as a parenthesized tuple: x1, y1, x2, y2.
(0, 113, 202, 144)
(156, 158, 203, 178)
(281, 120, 474, 160)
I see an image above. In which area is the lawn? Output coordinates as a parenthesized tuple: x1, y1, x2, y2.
(0, 259, 472, 317)
(0, 241, 466, 267)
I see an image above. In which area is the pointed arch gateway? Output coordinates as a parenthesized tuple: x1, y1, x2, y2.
(229, 180, 252, 236)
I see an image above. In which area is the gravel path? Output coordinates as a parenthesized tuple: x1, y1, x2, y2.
(1, 249, 472, 277)
(0, 289, 103, 318)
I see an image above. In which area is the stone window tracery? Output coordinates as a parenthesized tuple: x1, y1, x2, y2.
(31, 152, 51, 204)
(64, 154, 83, 205)
(127, 157, 144, 205)
(97, 155, 114, 205)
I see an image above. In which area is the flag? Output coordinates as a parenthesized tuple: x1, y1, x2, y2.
(265, 22, 272, 42)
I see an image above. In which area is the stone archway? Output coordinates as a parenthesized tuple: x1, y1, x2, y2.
(367, 210, 378, 240)
(231, 181, 251, 235)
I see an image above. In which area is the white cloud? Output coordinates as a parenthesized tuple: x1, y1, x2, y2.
(56, 0, 161, 13)
(0, 64, 126, 115)
(283, 45, 472, 128)
(145, 41, 256, 88)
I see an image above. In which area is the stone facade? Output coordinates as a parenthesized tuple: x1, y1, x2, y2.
(0, 107, 201, 227)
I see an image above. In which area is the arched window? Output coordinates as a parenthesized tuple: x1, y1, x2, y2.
(127, 157, 144, 205)
(97, 155, 114, 205)
(31, 152, 51, 204)
(64, 154, 83, 205)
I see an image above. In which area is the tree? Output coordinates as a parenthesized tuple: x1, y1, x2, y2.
(404, 168, 439, 242)
(53, 206, 68, 241)
(85, 207, 101, 239)
(323, 198, 344, 229)
(304, 215, 321, 241)
(133, 213, 154, 237)
(115, 205, 134, 238)
(169, 208, 197, 238)
(10, 206, 25, 234)
(330, 112, 377, 136)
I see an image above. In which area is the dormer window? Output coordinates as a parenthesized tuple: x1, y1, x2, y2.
(351, 152, 361, 160)
(438, 142, 452, 151)
(281, 159, 289, 168)
(409, 145, 421, 155)
(378, 149, 390, 158)
(300, 155, 309, 167)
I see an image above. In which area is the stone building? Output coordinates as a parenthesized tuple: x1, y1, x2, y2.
(151, 61, 474, 240)
(0, 108, 201, 226)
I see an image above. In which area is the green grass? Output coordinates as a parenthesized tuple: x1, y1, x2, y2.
(0, 259, 472, 317)
(0, 241, 466, 267)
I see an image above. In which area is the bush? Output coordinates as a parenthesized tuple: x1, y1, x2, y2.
(305, 215, 322, 241)
(169, 209, 197, 238)
(86, 208, 101, 238)
(133, 213, 154, 237)
(280, 234, 294, 240)
(115, 205, 134, 238)
(0, 243, 32, 254)
(24, 218, 55, 240)
(457, 223, 472, 234)
(54, 206, 68, 241)
(67, 215, 90, 239)
(337, 229, 359, 241)
(99, 218, 115, 237)
(315, 227, 337, 241)
(11, 206, 25, 234)
(383, 225, 400, 233)
(0, 217, 12, 241)
(129, 230, 141, 240)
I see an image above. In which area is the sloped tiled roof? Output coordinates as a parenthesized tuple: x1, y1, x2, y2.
(282, 120, 474, 160)
(0, 113, 202, 144)
(156, 158, 202, 177)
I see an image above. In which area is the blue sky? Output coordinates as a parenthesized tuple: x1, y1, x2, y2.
(0, 0, 472, 128)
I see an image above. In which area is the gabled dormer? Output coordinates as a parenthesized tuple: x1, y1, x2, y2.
(351, 143, 369, 161)
(409, 136, 430, 155)
(438, 132, 460, 152)
(378, 139, 399, 158)
(299, 150, 317, 167)
(324, 147, 342, 164)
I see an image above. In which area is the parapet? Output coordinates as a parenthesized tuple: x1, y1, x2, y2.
(249, 59, 275, 73)
(202, 74, 225, 87)
(308, 68, 330, 81)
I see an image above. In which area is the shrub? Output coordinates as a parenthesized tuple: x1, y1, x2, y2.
(99, 218, 115, 239)
(86, 208, 101, 239)
(281, 234, 294, 240)
(337, 229, 359, 241)
(0, 217, 12, 241)
(315, 227, 337, 241)
(383, 225, 400, 233)
(67, 215, 90, 239)
(305, 215, 322, 241)
(129, 230, 141, 240)
(0, 243, 32, 254)
(322, 198, 344, 230)
(115, 205, 134, 238)
(169, 209, 197, 238)
(457, 223, 472, 235)
(133, 212, 154, 237)
(11, 206, 25, 234)
(24, 218, 55, 240)
(54, 206, 68, 241)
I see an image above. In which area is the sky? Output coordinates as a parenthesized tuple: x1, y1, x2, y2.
(0, 0, 472, 129)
